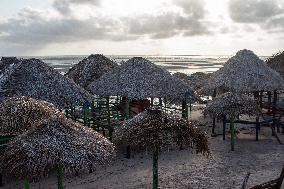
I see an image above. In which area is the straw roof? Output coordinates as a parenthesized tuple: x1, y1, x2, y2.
(204, 92, 260, 120)
(0, 57, 93, 109)
(266, 51, 284, 79)
(0, 96, 64, 136)
(173, 72, 211, 91)
(113, 109, 209, 154)
(205, 49, 284, 92)
(88, 57, 194, 99)
(66, 54, 117, 88)
(0, 117, 115, 180)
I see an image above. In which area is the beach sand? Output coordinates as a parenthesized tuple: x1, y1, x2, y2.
(2, 107, 284, 189)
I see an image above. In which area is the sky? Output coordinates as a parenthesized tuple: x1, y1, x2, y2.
(0, 0, 283, 56)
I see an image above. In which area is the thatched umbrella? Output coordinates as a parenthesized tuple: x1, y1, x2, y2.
(65, 54, 118, 88)
(266, 51, 284, 79)
(204, 92, 260, 150)
(204, 49, 284, 93)
(0, 57, 93, 109)
(173, 72, 211, 91)
(113, 109, 209, 189)
(0, 117, 115, 187)
(88, 57, 194, 99)
(0, 96, 64, 136)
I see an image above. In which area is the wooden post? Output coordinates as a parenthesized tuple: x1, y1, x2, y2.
(24, 178, 30, 189)
(273, 90, 277, 119)
(158, 98, 162, 107)
(256, 117, 259, 141)
(184, 94, 189, 119)
(152, 148, 159, 189)
(83, 102, 90, 127)
(125, 96, 129, 120)
(189, 97, 192, 112)
(222, 116, 226, 140)
(150, 97, 154, 107)
(106, 97, 112, 140)
(125, 96, 130, 158)
(212, 117, 216, 136)
(230, 120, 235, 151)
(0, 174, 2, 187)
(268, 91, 272, 114)
(57, 166, 63, 189)
(259, 91, 263, 109)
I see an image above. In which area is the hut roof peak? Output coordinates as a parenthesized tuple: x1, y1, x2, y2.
(0, 57, 93, 108)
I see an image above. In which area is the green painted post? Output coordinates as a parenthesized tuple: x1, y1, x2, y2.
(159, 98, 162, 107)
(152, 148, 159, 189)
(24, 178, 30, 189)
(184, 94, 189, 119)
(125, 96, 129, 120)
(106, 97, 112, 140)
(83, 102, 90, 127)
(57, 166, 64, 189)
(125, 96, 131, 158)
(230, 121, 235, 151)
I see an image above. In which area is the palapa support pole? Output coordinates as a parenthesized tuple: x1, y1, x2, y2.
(222, 116, 226, 140)
(24, 178, 30, 189)
(0, 174, 3, 187)
(273, 90, 277, 119)
(189, 97, 192, 112)
(212, 117, 216, 136)
(151, 97, 154, 107)
(106, 97, 112, 140)
(125, 96, 131, 159)
(256, 117, 259, 141)
(159, 98, 162, 107)
(230, 120, 236, 151)
(259, 91, 263, 109)
(125, 96, 130, 120)
(83, 102, 89, 127)
(57, 166, 64, 189)
(268, 91, 272, 114)
(184, 93, 189, 119)
(152, 148, 159, 189)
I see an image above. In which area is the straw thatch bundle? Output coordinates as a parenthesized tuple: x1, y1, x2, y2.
(0, 96, 64, 136)
(0, 57, 93, 109)
(173, 72, 211, 91)
(66, 54, 118, 88)
(88, 57, 194, 99)
(114, 109, 209, 154)
(0, 117, 115, 180)
(204, 49, 284, 93)
(266, 51, 284, 79)
(204, 92, 260, 120)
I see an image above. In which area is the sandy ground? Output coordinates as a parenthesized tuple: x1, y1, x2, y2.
(2, 108, 284, 189)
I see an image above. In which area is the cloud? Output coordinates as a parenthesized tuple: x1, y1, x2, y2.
(124, 0, 210, 39)
(229, 0, 283, 23)
(53, 0, 100, 15)
(229, 0, 284, 32)
(0, 0, 211, 55)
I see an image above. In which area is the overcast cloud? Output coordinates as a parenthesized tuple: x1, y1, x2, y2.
(229, 0, 284, 32)
(0, 0, 283, 55)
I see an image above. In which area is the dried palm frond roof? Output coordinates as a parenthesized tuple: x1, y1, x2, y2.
(0, 96, 64, 136)
(65, 54, 118, 88)
(266, 51, 284, 79)
(113, 109, 209, 154)
(0, 117, 115, 181)
(204, 49, 284, 92)
(88, 57, 194, 99)
(0, 57, 93, 109)
(204, 92, 260, 120)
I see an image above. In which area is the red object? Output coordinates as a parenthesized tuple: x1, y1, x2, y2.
(121, 97, 150, 115)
